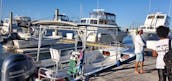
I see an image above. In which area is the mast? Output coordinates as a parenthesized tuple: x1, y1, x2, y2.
(80, 4, 83, 19)
(9, 12, 13, 35)
(0, 0, 2, 20)
(168, 0, 172, 16)
(54, 9, 59, 21)
(148, 0, 152, 13)
(97, 0, 99, 9)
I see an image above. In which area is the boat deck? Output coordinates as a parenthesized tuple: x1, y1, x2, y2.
(89, 55, 158, 81)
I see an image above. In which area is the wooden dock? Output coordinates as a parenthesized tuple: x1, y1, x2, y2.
(89, 56, 158, 81)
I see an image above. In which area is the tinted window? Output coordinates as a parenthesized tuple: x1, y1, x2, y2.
(90, 20, 97, 24)
(81, 20, 86, 23)
(148, 16, 155, 19)
(157, 16, 164, 19)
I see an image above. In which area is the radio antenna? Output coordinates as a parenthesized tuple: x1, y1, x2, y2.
(97, 0, 99, 9)
(148, 0, 152, 13)
(168, 0, 172, 16)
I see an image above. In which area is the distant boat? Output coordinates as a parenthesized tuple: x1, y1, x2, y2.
(32, 19, 135, 80)
(141, 12, 170, 40)
(129, 12, 170, 44)
(79, 9, 127, 43)
(0, 16, 33, 35)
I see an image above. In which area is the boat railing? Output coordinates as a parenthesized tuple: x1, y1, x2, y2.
(24, 46, 83, 63)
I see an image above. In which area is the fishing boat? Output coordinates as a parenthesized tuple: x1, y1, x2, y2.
(0, 8, 135, 81)
(34, 47, 135, 81)
(1, 17, 135, 81)
(1, 10, 70, 49)
(129, 12, 170, 45)
(32, 20, 135, 81)
(79, 9, 127, 43)
(0, 15, 33, 35)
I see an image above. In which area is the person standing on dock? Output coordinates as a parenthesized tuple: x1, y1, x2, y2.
(134, 29, 145, 74)
(152, 26, 172, 81)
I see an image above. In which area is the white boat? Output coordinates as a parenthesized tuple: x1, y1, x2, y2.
(129, 12, 170, 44)
(0, 15, 32, 35)
(79, 9, 127, 43)
(2, 9, 72, 49)
(35, 45, 135, 81)
(33, 20, 135, 81)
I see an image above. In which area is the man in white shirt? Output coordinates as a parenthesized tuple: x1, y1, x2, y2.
(134, 29, 145, 74)
(152, 26, 171, 81)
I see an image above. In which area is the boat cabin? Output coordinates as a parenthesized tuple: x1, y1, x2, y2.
(140, 12, 170, 33)
(81, 9, 117, 26)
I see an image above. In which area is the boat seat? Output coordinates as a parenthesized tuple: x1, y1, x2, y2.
(49, 48, 61, 72)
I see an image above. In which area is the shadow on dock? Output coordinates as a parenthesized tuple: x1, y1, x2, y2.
(89, 56, 158, 81)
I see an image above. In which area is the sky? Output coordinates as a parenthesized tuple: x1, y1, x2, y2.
(1, 0, 172, 29)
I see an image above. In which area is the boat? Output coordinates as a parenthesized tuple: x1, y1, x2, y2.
(1, 10, 70, 49)
(0, 12, 35, 44)
(32, 20, 135, 81)
(34, 42, 135, 81)
(2, 25, 62, 49)
(0, 15, 33, 35)
(1, 16, 135, 81)
(79, 9, 127, 43)
(141, 12, 170, 40)
(129, 12, 170, 45)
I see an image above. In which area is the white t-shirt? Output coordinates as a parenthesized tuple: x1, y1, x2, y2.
(134, 35, 145, 53)
(154, 39, 171, 69)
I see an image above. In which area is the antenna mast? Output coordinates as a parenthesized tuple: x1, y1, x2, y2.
(80, 4, 83, 19)
(97, 0, 99, 9)
(168, 0, 172, 16)
(0, 0, 2, 20)
(148, 0, 152, 13)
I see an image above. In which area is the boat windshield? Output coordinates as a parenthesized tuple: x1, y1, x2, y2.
(58, 15, 69, 21)
(148, 16, 155, 19)
(157, 16, 164, 19)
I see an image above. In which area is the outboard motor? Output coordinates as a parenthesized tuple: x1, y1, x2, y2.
(1, 54, 35, 81)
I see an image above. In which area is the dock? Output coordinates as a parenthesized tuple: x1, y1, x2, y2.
(89, 56, 158, 81)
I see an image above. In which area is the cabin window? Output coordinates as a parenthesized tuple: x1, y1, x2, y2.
(142, 27, 146, 29)
(81, 20, 86, 23)
(90, 20, 97, 24)
(99, 20, 107, 24)
(99, 20, 104, 24)
(157, 16, 164, 19)
(150, 27, 153, 29)
(107, 15, 115, 20)
(148, 16, 155, 19)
